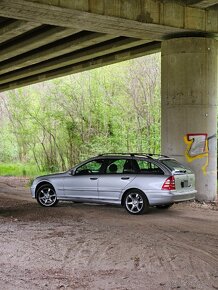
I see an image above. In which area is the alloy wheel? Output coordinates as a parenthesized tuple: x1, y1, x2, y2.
(125, 192, 144, 214)
(37, 185, 57, 207)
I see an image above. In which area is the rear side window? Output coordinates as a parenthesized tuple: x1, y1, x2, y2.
(160, 159, 192, 174)
(105, 159, 136, 174)
(136, 160, 164, 175)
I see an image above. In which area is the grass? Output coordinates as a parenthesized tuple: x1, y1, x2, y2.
(0, 163, 49, 178)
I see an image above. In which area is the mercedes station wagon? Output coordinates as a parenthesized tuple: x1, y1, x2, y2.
(31, 153, 196, 215)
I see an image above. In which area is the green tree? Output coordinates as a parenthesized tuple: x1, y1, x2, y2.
(0, 53, 161, 173)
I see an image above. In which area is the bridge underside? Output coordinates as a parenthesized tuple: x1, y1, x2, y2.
(0, 0, 217, 91)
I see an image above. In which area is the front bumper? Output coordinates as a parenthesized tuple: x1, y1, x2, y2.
(30, 186, 36, 198)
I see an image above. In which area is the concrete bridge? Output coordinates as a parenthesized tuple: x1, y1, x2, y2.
(0, 0, 217, 201)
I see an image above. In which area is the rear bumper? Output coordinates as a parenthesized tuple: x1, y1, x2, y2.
(148, 190, 196, 205)
(172, 191, 196, 203)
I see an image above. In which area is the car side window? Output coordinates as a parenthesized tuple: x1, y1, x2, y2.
(75, 160, 104, 175)
(136, 160, 164, 175)
(106, 159, 136, 174)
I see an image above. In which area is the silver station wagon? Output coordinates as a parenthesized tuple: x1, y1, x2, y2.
(31, 153, 196, 214)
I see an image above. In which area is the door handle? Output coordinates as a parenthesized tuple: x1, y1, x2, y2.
(121, 177, 130, 180)
(90, 177, 98, 180)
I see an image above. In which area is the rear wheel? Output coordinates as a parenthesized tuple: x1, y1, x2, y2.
(156, 203, 174, 209)
(124, 190, 149, 215)
(36, 184, 58, 207)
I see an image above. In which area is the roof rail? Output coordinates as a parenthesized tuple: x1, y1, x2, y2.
(97, 153, 134, 156)
(139, 153, 169, 158)
(97, 153, 169, 158)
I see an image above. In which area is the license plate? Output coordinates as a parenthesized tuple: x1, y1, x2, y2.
(181, 180, 188, 188)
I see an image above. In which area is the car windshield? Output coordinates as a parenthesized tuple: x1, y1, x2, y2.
(160, 159, 192, 174)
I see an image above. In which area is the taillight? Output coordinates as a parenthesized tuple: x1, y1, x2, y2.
(162, 176, 176, 190)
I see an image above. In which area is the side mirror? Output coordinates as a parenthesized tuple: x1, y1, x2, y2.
(69, 169, 75, 176)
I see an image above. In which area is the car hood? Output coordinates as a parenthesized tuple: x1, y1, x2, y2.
(34, 172, 69, 182)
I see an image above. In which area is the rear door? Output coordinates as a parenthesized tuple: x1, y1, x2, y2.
(98, 158, 137, 202)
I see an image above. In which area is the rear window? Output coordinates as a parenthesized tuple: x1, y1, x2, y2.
(136, 160, 164, 175)
(160, 159, 192, 174)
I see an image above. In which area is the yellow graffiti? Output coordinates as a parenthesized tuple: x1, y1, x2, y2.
(184, 135, 209, 175)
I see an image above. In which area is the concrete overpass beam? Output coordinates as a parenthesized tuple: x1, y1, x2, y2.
(161, 37, 218, 201)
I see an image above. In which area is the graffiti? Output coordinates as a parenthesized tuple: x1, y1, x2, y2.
(185, 134, 208, 156)
(208, 134, 216, 146)
(184, 133, 209, 175)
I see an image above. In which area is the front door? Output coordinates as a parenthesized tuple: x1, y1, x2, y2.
(63, 159, 104, 200)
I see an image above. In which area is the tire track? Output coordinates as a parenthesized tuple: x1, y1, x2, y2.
(163, 233, 218, 268)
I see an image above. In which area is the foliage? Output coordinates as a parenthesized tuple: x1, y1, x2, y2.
(0, 163, 48, 177)
(0, 54, 161, 174)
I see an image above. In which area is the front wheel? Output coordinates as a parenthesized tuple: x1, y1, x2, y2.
(36, 184, 58, 207)
(124, 190, 149, 215)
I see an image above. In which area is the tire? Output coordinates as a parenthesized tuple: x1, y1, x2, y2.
(124, 190, 149, 215)
(36, 184, 58, 207)
(156, 203, 174, 209)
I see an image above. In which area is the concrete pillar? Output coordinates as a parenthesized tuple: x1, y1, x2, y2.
(161, 37, 217, 201)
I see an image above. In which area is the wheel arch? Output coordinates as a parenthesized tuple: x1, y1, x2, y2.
(121, 188, 149, 206)
(35, 181, 55, 198)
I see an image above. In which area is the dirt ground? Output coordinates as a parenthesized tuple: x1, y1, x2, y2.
(0, 176, 217, 290)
